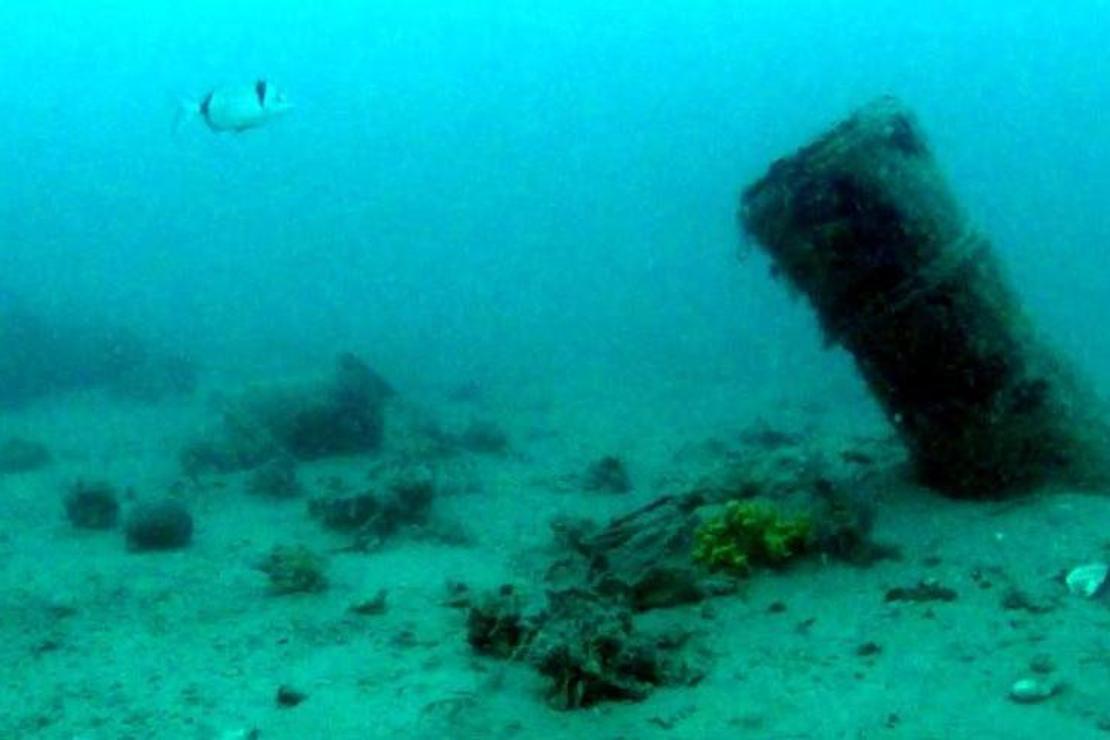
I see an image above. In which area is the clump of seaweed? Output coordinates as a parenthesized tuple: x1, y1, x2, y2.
(258, 544, 328, 595)
(309, 463, 441, 551)
(530, 589, 664, 709)
(466, 584, 536, 659)
(692, 498, 812, 574)
(464, 584, 702, 710)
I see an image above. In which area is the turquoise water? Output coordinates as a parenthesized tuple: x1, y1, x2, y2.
(3, 3, 1110, 738)
(4, 2, 1108, 389)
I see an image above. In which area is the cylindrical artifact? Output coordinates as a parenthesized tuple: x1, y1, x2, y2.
(739, 96, 1104, 497)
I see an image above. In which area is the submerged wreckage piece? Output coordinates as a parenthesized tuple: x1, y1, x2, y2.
(181, 352, 393, 474)
(740, 96, 1106, 497)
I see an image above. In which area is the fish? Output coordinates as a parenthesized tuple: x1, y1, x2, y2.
(177, 79, 292, 133)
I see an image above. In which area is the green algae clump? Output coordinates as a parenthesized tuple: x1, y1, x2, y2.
(693, 498, 812, 574)
(259, 544, 329, 595)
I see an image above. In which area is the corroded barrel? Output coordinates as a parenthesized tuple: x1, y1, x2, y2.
(740, 96, 1104, 497)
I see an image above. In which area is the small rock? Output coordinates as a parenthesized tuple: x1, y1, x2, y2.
(1009, 677, 1059, 704)
(1029, 654, 1055, 675)
(582, 455, 632, 494)
(275, 685, 307, 708)
(124, 499, 193, 551)
(443, 581, 471, 609)
(1000, 587, 1054, 614)
(350, 588, 389, 615)
(64, 481, 120, 530)
(855, 641, 882, 657)
(884, 579, 957, 604)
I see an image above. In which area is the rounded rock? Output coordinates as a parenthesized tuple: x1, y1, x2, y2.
(1009, 677, 1059, 704)
(65, 481, 120, 530)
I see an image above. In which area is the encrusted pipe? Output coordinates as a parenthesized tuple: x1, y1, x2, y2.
(739, 96, 1105, 497)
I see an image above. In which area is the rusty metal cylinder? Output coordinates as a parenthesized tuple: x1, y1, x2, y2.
(739, 96, 1104, 497)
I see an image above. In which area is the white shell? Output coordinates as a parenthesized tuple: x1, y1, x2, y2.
(1065, 562, 1109, 599)
(1009, 677, 1057, 704)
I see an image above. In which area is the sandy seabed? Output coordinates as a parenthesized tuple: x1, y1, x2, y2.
(1, 371, 1108, 740)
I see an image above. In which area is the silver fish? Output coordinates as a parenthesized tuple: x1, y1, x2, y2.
(179, 79, 292, 133)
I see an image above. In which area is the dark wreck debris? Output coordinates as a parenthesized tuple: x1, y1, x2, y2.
(309, 463, 438, 548)
(557, 494, 737, 611)
(467, 584, 536, 659)
(739, 96, 1108, 497)
(465, 585, 704, 710)
(181, 353, 394, 474)
(462, 438, 892, 710)
(241, 351, 392, 460)
(548, 445, 896, 611)
(531, 588, 703, 710)
(64, 480, 121, 530)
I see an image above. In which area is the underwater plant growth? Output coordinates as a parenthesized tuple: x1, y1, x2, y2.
(692, 498, 812, 574)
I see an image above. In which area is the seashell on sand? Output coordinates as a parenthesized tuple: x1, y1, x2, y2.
(1065, 562, 1108, 599)
(1009, 677, 1059, 704)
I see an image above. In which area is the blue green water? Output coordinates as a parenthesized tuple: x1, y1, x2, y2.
(3, 1, 1108, 392)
